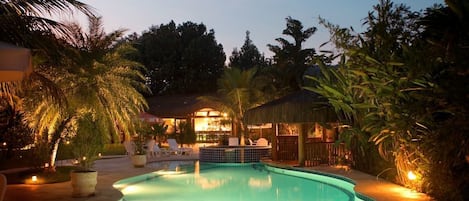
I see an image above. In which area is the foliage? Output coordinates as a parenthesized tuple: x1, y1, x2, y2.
(135, 20, 226, 95)
(132, 120, 155, 155)
(0, 0, 94, 49)
(0, 100, 34, 159)
(309, 0, 469, 200)
(307, 0, 427, 185)
(229, 31, 270, 70)
(268, 16, 317, 92)
(17, 17, 149, 171)
(70, 112, 104, 171)
(201, 68, 267, 144)
(416, 1, 469, 200)
(176, 121, 196, 146)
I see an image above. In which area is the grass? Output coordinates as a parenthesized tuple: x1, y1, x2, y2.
(4, 166, 79, 184)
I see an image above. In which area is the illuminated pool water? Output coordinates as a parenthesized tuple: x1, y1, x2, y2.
(114, 161, 372, 201)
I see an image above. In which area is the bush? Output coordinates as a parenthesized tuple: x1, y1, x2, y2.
(102, 144, 126, 156)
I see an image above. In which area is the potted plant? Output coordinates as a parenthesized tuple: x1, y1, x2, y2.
(130, 121, 154, 167)
(152, 123, 168, 147)
(70, 112, 104, 197)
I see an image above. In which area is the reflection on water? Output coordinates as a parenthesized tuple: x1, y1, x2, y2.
(119, 162, 355, 201)
(248, 175, 272, 189)
(194, 161, 228, 189)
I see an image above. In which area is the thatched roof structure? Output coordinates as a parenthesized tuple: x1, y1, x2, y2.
(245, 90, 337, 124)
(146, 94, 222, 118)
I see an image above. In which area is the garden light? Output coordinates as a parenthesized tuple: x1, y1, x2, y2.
(31, 176, 37, 183)
(407, 171, 417, 181)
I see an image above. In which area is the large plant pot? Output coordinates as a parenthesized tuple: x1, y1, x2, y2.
(131, 154, 147, 168)
(70, 170, 97, 197)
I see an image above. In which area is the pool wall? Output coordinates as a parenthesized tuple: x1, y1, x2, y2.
(263, 162, 375, 201)
(199, 146, 270, 163)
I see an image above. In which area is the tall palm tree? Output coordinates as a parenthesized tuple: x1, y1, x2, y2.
(25, 17, 149, 168)
(202, 68, 265, 145)
(267, 17, 316, 92)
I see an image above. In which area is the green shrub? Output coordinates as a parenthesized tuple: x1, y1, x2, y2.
(102, 144, 126, 156)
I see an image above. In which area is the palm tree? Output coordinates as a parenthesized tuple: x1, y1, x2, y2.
(0, 0, 94, 46)
(201, 68, 265, 145)
(25, 17, 149, 169)
(267, 17, 316, 92)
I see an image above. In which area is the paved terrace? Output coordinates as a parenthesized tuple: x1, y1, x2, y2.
(1, 154, 433, 201)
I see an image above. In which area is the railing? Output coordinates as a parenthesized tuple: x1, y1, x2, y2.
(277, 136, 351, 166)
(304, 142, 350, 166)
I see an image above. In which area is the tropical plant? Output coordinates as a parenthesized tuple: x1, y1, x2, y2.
(267, 16, 317, 92)
(152, 123, 168, 146)
(70, 111, 104, 171)
(0, 0, 94, 47)
(23, 17, 149, 170)
(176, 121, 196, 147)
(201, 68, 266, 145)
(416, 1, 469, 200)
(306, 0, 428, 185)
(132, 120, 155, 155)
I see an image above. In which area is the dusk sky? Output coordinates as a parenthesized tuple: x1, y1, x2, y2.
(74, 0, 443, 60)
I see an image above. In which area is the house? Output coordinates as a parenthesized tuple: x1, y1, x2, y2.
(145, 94, 231, 142)
(245, 90, 350, 166)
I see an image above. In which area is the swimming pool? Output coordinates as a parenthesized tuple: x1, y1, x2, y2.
(113, 161, 372, 201)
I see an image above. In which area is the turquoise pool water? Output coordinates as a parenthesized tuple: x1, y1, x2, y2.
(114, 161, 369, 201)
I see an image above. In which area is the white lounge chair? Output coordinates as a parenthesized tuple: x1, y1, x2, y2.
(123, 141, 135, 156)
(256, 138, 269, 146)
(153, 143, 170, 157)
(146, 139, 156, 158)
(167, 139, 193, 155)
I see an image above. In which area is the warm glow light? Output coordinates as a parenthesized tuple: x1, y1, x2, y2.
(2, 142, 6, 146)
(222, 113, 228, 117)
(407, 171, 417, 181)
(98, 153, 102, 157)
(44, 163, 49, 168)
(65, 140, 70, 145)
(82, 156, 87, 161)
(31, 176, 37, 182)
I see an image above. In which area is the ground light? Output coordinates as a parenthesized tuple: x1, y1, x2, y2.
(407, 171, 417, 181)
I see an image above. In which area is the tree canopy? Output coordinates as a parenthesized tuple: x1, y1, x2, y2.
(229, 31, 269, 70)
(268, 17, 317, 92)
(135, 21, 226, 95)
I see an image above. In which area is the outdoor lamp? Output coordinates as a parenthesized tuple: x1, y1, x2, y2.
(407, 171, 417, 181)
(31, 176, 37, 183)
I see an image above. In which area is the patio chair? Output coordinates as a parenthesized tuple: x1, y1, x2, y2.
(146, 139, 156, 158)
(256, 138, 269, 146)
(153, 143, 170, 157)
(167, 139, 193, 155)
(123, 141, 135, 156)
(248, 138, 256, 146)
(0, 173, 6, 201)
(228, 137, 239, 146)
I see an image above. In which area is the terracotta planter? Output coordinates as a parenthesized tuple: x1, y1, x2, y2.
(131, 154, 147, 168)
(70, 170, 97, 197)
